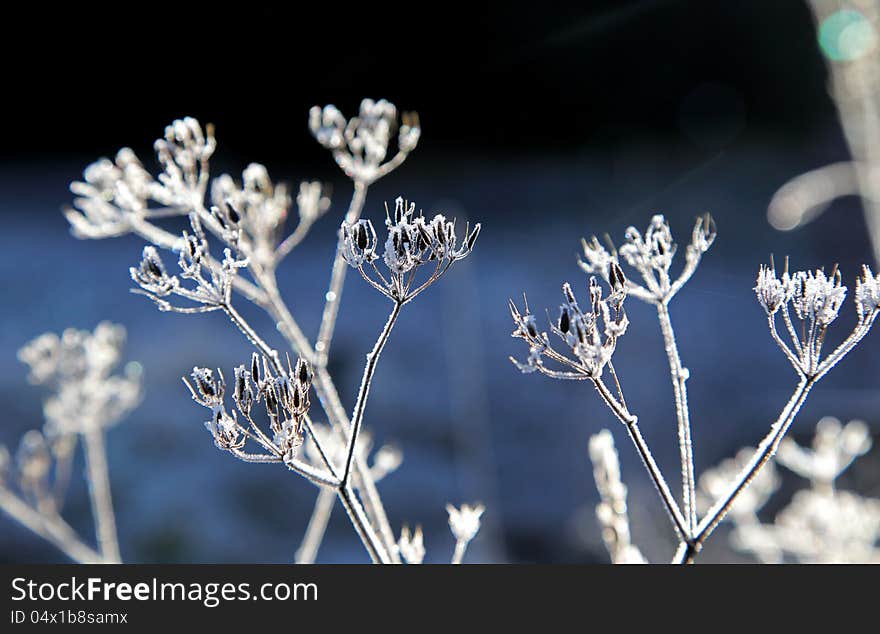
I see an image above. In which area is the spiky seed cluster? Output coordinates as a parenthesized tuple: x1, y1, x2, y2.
(510, 265, 628, 380)
(397, 525, 426, 565)
(309, 99, 421, 183)
(129, 215, 247, 314)
(186, 353, 313, 466)
(855, 265, 880, 320)
(753, 261, 880, 376)
(755, 263, 848, 327)
(340, 197, 480, 302)
(154, 117, 216, 202)
(66, 148, 171, 239)
(16, 323, 142, 436)
(446, 503, 485, 544)
(579, 213, 716, 303)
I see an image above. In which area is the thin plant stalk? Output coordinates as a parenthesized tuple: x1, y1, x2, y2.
(295, 488, 335, 564)
(258, 271, 401, 562)
(82, 428, 121, 563)
(593, 378, 691, 542)
(656, 301, 698, 534)
(342, 301, 402, 487)
(0, 488, 105, 563)
(673, 377, 813, 563)
(221, 294, 392, 563)
(315, 181, 368, 366)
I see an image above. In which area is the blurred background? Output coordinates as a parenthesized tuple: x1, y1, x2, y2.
(1, 1, 878, 563)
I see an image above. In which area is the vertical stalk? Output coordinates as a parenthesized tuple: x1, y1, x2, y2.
(343, 302, 402, 486)
(656, 301, 698, 534)
(83, 428, 121, 563)
(315, 181, 368, 366)
(593, 379, 691, 542)
(260, 280, 401, 562)
(295, 488, 335, 564)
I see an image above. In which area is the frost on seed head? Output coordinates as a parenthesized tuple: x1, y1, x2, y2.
(17, 322, 142, 436)
(509, 271, 628, 380)
(309, 99, 420, 184)
(340, 197, 480, 302)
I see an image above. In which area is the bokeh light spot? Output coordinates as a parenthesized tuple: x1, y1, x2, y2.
(818, 9, 877, 62)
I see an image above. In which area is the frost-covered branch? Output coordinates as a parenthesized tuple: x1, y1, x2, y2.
(515, 214, 878, 564)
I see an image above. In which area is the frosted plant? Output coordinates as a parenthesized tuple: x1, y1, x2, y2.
(588, 430, 646, 564)
(63, 100, 483, 564)
(701, 417, 880, 563)
(446, 503, 485, 564)
(511, 214, 878, 563)
(0, 323, 142, 563)
(769, 1, 880, 265)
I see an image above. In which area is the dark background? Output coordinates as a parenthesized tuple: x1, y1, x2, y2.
(1, 1, 878, 563)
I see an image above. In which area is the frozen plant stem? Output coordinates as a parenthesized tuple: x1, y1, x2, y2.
(83, 429, 121, 563)
(593, 379, 691, 542)
(0, 489, 105, 563)
(222, 294, 392, 563)
(675, 307, 878, 563)
(315, 181, 368, 366)
(256, 270, 401, 562)
(295, 488, 335, 564)
(655, 301, 697, 535)
(451, 539, 468, 565)
(343, 301, 402, 487)
(674, 377, 814, 563)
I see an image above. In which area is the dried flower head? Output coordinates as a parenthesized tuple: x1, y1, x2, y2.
(397, 525, 425, 564)
(17, 323, 142, 435)
(510, 269, 628, 379)
(855, 265, 880, 320)
(185, 354, 317, 471)
(755, 259, 878, 377)
(579, 213, 715, 303)
(446, 503, 485, 544)
(154, 117, 216, 203)
(129, 215, 248, 314)
(341, 197, 480, 302)
(309, 99, 420, 184)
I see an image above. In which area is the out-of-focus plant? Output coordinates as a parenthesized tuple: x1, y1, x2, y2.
(62, 101, 483, 564)
(769, 1, 880, 265)
(510, 214, 879, 563)
(0, 323, 142, 563)
(700, 416, 880, 563)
